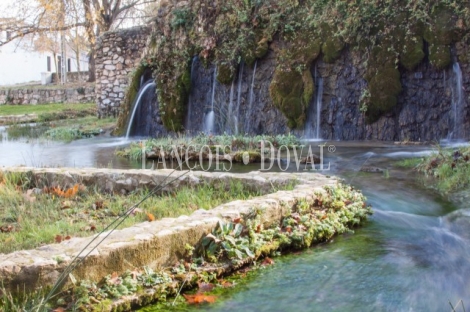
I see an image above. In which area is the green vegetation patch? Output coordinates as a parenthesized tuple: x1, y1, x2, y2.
(0, 171, 287, 254)
(116, 133, 301, 161)
(5, 116, 115, 142)
(1, 182, 371, 311)
(0, 103, 95, 117)
(416, 145, 470, 194)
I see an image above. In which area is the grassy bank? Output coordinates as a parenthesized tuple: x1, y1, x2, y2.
(116, 133, 302, 162)
(0, 171, 293, 254)
(415, 145, 470, 194)
(0, 182, 371, 312)
(0, 103, 95, 117)
(0, 103, 117, 142)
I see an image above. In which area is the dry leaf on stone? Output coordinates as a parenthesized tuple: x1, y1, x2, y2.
(55, 235, 71, 243)
(183, 294, 217, 304)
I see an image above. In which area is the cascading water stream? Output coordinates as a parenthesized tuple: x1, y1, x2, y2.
(125, 81, 156, 139)
(245, 60, 257, 134)
(185, 56, 198, 133)
(225, 80, 235, 133)
(204, 68, 217, 134)
(305, 67, 323, 140)
(233, 62, 244, 135)
(451, 62, 463, 139)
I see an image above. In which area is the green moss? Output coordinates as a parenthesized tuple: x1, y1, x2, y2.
(400, 36, 425, 71)
(456, 39, 470, 64)
(269, 68, 314, 129)
(160, 67, 191, 131)
(268, 33, 320, 129)
(320, 24, 344, 63)
(423, 4, 456, 46)
(291, 37, 322, 65)
(114, 65, 147, 136)
(366, 68, 402, 123)
(217, 63, 235, 84)
(429, 44, 451, 70)
(254, 38, 269, 59)
(322, 37, 344, 63)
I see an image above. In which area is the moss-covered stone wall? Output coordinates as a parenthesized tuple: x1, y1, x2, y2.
(132, 0, 469, 131)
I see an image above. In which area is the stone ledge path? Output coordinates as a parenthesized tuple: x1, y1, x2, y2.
(0, 167, 337, 293)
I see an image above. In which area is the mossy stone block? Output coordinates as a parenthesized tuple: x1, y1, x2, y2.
(429, 44, 451, 69)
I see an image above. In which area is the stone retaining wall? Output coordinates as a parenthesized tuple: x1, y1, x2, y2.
(95, 26, 151, 118)
(0, 86, 95, 105)
(0, 168, 336, 293)
(51, 71, 90, 84)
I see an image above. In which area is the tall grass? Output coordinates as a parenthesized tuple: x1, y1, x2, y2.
(417, 145, 470, 193)
(0, 172, 294, 254)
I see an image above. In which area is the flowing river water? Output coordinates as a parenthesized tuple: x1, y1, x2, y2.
(182, 154, 469, 312)
(0, 131, 469, 311)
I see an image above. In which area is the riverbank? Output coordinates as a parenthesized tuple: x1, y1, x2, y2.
(0, 103, 116, 141)
(0, 168, 371, 311)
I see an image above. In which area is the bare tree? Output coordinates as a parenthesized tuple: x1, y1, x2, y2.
(0, 0, 157, 82)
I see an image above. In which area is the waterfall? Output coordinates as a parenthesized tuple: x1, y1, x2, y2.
(125, 81, 156, 139)
(305, 72, 323, 140)
(204, 68, 217, 134)
(225, 80, 235, 133)
(245, 60, 257, 134)
(315, 77, 324, 138)
(185, 56, 198, 134)
(451, 62, 463, 139)
(233, 62, 244, 135)
(204, 111, 215, 135)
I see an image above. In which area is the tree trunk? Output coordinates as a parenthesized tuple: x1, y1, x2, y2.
(83, 0, 96, 82)
(76, 49, 81, 72)
(88, 49, 96, 82)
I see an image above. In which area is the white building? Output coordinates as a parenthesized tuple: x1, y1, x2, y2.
(0, 29, 89, 86)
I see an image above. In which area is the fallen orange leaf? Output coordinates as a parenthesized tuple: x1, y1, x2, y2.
(147, 213, 155, 222)
(52, 307, 66, 312)
(51, 184, 79, 198)
(55, 235, 63, 243)
(183, 293, 217, 304)
(261, 257, 275, 266)
(0, 225, 14, 233)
